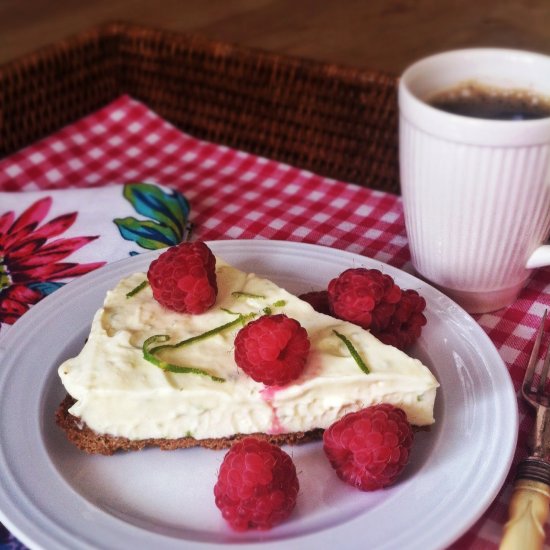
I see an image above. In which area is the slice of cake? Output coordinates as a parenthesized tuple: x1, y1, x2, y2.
(57, 250, 439, 455)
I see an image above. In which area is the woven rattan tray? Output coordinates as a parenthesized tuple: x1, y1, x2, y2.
(0, 22, 400, 193)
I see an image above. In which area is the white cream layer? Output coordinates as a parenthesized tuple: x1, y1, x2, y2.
(58, 258, 439, 440)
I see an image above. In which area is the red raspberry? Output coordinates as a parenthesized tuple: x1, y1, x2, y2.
(323, 404, 413, 491)
(327, 268, 401, 331)
(299, 290, 331, 315)
(214, 437, 299, 531)
(147, 241, 217, 314)
(234, 314, 310, 386)
(372, 289, 427, 350)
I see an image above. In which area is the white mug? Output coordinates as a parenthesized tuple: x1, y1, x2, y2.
(398, 48, 550, 313)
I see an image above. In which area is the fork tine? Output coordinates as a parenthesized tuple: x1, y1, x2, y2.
(537, 335, 550, 400)
(523, 309, 548, 396)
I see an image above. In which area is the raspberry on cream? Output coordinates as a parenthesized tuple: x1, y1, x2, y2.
(234, 314, 310, 386)
(327, 268, 427, 350)
(147, 241, 217, 313)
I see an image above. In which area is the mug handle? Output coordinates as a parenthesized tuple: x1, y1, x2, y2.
(527, 245, 550, 269)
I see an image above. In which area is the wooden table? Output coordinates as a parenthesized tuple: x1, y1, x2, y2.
(2, 0, 550, 74)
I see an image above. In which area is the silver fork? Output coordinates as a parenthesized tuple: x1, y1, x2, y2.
(501, 309, 550, 550)
(523, 310, 550, 457)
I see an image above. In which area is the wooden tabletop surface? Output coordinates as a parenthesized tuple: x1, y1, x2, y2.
(2, 0, 550, 75)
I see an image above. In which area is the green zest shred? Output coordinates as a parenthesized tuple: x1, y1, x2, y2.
(221, 307, 239, 315)
(149, 313, 255, 355)
(333, 330, 370, 374)
(143, 335, 225, 382)
(141, 286, 287, 381)
(263, 300, 286, 315)
(126, 280, 149, 298)
(143, 312, 257, 382)
(231, 291, 266, 300)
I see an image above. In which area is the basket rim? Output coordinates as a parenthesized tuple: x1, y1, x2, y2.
(0, 20, 397, 84)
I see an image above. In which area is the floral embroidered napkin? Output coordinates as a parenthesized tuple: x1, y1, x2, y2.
(0, 182, 191, 334)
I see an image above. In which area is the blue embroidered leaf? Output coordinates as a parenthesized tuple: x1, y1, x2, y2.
(114, 217, 180, 250)
(121, 182, 190, 242)
(28, 281, 65, 296)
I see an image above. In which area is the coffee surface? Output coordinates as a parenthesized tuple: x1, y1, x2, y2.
(429, 82, 550, 120)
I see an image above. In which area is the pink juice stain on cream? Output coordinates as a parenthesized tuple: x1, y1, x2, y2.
(260, 386, 286, 434)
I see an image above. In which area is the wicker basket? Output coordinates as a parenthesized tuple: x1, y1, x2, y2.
(0, 22, 400, 193)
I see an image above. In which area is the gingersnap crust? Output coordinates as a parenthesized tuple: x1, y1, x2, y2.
(55, 395, 324, 455)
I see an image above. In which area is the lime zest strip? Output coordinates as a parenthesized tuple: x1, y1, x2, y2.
(149, 312, 256, 355)
(126, 280, 149, 298)
(143, 335, 225, 382)
(143, 311, 257, 381)
(231, 291, 266, 299)
(333, 330, 370, 374)
(220, 307, 240, 315)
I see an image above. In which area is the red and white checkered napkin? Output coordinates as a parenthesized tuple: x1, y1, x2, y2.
(0, 94, 549, 549)
(0, 95, 410, 334)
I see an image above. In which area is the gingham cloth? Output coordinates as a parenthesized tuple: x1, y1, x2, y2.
(0, 95, 549, 549)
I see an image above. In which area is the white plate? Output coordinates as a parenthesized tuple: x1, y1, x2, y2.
(0, 239, 517, 550)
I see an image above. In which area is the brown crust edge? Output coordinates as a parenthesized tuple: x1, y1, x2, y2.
(55, 395, 324, 455)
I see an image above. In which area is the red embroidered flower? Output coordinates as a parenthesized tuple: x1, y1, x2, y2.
(0, 197, 105, 329)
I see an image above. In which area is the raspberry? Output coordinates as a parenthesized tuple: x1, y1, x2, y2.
(323, 404, 413, 491)
(214, 437, 299, 531)
(327, 268, 401, 331)
(147, 241, 217, 314)
(234, 314, 310, 386)
(372, 289, 427, 350)
(299, 290, 331, 315)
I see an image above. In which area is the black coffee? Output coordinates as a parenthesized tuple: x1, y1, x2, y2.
(429, 83, 550, 121)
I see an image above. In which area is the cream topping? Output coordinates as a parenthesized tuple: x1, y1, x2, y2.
(58, 258, 439, 440)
